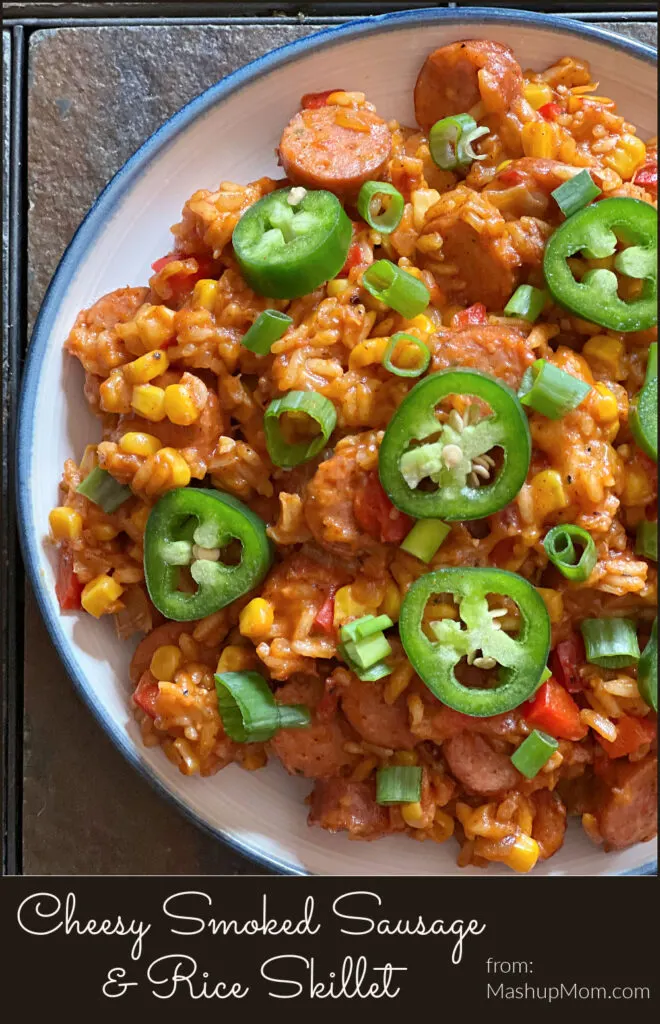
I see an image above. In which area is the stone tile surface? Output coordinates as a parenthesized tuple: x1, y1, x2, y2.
(24, 19, 656, 875)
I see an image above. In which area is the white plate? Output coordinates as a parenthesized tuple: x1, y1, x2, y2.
(18, 7, 657, 876)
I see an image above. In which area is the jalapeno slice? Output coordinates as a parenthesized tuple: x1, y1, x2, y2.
(232, 187, 352, 299)
(378, 369, 531, 520)
(543, 197, 657, 332)
(144, 488, 273, 621)
(630, 342, 657, 462)
(399, 568, 551, 717)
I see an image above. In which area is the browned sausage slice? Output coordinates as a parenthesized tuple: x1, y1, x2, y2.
(308, 778, 392, 838)
(430, 324, 534, 390)
(595, 755, 657, 850)
(303, 436, 379, 555)
(278, 104, 392, 197)
(338, 673, 417, 751)
(269, 677, 358, 779)
(444, 731, 520, 796)
(414, 39, 523, 130)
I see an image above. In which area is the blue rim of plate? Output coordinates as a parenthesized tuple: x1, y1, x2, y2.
(17, 7, 657, 877)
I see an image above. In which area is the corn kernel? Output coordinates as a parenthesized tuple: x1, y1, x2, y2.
(164, 383, 201, 426)
(401, 801, 426, 828)
(530, 469, 569, 521)
(192, 278, 219, 311)
(591, 382, 619, 426)
(521, 121, 559, 159)
(406, 313, 434, 338)
(216, 645, 253, 674)
(119, 431, 162, 457)
(135, 304, 177, 350)
(327, 90, 366, 107)
(90, 522, 120, 542)
(621, 463, 654, 507)
(159, 448, 192, 489)
(503, 834, 540, 874)
(411, 188, 440, 231)
(604, 133, 646, 180)
(131, 504, 151, 532)
(327, 278, 349, 297)
(131, 384, 166, 421)
(379, 580, 402, 622)
(523, 81, 554, 109)
(333, 585, 372, 626)
(582, 334, 625, 380)
(536, 587, 565, 623)
(99, 372, 132, 414)
(239, 597, 275, 640)
(49, 506, 83, 542)
(81, 574, 123, 618)
(123, 349, 169, 385)
(150, 644, 183, 682)
(348, 336, 388, 370)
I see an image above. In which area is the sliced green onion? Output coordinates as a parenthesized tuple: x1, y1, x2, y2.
(382, 332, 431, 378)
(76, 466, 132, 514)
(635, 520, 657, 561)
(551, 169, 602, 218)
(376, 765, 422, 805)
(357, 181, 405, 235)
(544, 524, 597, 582)
(340, 614, 393, 644)
(338, 642, 392, 681)
(362, 260, 430, 318)
(518, 358, 591, 419)
(344, 631, 393, 671)
(400, 518, 450, 563)
(241, 309, 293, 355)
(215, 670, 310, 742)
(429, 114, 489, 171)
(511, 729, 559, 779)
(264, 391, 336, 468)
(638, 617, 657, 712)
(504, 284, 546, 323)
(581, 617, 640, 669)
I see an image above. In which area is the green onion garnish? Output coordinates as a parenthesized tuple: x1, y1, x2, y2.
(215, 670, 310, 742)
(551, 169, 602, 218)
(638, 617, 657, 712)
(429, 114, 490, 171)
(264, 391, 336, 468)
(362, 260, 430, 318)
(241, 309, 293, 355)
(338, 643, 392, 681)
(76, 466, 132, 514)
(357, 181, 405, 235)
(581, 617, 640, 669)
(511, 729, 559, 779)
(400, 518, 450, 563)
(340, 614, 394, 643)
(376, 765, 422, 805)
(543, 524, 597, 582)
(518, 358, 591, 419)
(635, 520, 657, 561)
(504, 284, 546, 323)
(382, 332, 431, 378)
(343, 631, 393, 671)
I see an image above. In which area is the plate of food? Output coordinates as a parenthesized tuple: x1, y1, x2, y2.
(18, 7, 657, 875)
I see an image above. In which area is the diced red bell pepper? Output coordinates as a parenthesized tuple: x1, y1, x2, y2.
(353, 471, 414, 544)
(301, 89, 344, 110)
(151, 254, 177, 273)
(133, 671, 161, 719)
(499, 168, 526, 186)
(633, 160, 658, 197)
(522, 678, 587, 741)
(55, 548, 83, 611)
(550, 634, 586, 694)
(595, 714, 656, 759)
(150, 253, 217, 300)
(337, 239, 363, 278)
(314, 593, 336, 635)
(538, 102, 563, 122)
(453, 302, 488, 329)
